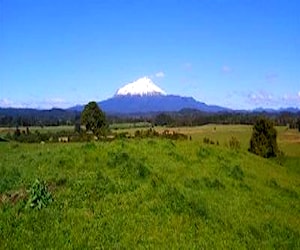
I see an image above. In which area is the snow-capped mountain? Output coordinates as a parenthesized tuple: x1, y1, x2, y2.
(115, 77, 166, 96)
(69, 77, 229, 114)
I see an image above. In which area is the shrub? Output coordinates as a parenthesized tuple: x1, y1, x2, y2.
(26, 179, 53, 210)
(249, 117, 278, 158)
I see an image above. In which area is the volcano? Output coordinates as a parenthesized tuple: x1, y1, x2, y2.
(71, 77, 229, 114)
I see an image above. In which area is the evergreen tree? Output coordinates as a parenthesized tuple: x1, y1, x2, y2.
(249, 117, 278, 158)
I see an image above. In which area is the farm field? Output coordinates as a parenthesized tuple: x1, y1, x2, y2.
(0, 125, 299, 248)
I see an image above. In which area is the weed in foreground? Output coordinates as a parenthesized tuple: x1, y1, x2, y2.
(26, 179, 53, 210)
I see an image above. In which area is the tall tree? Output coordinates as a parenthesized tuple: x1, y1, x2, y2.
(81, 101, 106, 135)
(249, 117, 278, 158)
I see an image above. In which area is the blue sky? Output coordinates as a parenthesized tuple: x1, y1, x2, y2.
(1, 0, 299, 109)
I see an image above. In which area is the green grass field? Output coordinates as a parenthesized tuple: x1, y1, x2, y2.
(0, 125, 299, 248)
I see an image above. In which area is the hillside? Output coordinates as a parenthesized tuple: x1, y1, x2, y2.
(0, 126, 299, 248)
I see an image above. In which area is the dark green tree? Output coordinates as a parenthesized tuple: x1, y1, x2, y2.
(81, 101, 107, 136)
(249, 117, 278, 158)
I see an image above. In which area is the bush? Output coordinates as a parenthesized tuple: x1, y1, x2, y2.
(26, 179, 53, 210)
(249, 117, 278, 158)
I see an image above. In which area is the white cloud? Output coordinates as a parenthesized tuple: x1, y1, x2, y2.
(248, 91, 273, 105)
(0, 97, 71, 109)
(155, 71, 165, 78)
(246, 90, 300, 108)
(0, 98, 25, 108)
(281, 93, 300, 103)
(0, 98, 13, 107)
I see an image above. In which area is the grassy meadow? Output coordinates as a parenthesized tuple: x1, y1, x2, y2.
(0, 125, 299, 248)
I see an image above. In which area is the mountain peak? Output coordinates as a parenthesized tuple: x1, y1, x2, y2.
(115, 77, 166, 96)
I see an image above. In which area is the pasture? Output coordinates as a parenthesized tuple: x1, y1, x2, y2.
(0, 125, 299, 248)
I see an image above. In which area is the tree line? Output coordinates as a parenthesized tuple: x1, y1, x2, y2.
(0, 107, 299, 131)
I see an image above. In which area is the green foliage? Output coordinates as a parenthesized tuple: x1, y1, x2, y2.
(26, 179, 53, 210)
(81, 101, 107, 136)
(249, 117, 278, 158)
(0, 125, 299, 248)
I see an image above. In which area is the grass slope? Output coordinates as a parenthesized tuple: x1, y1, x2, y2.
(0, 127, 299, 248)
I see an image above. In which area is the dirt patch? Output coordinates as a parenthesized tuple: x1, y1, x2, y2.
(0, 188, 28, 206)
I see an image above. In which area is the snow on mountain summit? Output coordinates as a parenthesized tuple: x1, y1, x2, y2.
(115, 77, 166, 96)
